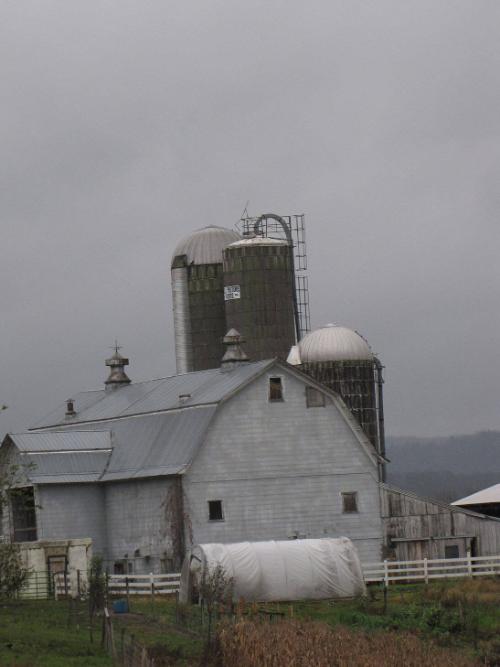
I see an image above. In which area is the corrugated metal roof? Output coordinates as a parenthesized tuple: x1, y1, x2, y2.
(23, 451, 111, 483)
(100, 407, 217, 481)
(10, 431, 111, 452)
(30, 360, 272, 429)
(452, 483, 500, 506)
(12, 360, 278, 484)
(11, 405, 217, 484)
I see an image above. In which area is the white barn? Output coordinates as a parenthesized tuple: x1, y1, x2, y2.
(1, 355, 384, 573)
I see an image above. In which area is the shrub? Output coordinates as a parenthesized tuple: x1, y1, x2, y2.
(0, 543, 29, 598)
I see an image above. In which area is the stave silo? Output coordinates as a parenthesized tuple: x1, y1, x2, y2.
(222, 237, 297, 361)
(288, 324, 386, 479)
(171, 225, 240, 373)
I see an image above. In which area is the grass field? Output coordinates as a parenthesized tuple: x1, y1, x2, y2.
(0, 578, 498, 666)
(0, 599, 111, 666)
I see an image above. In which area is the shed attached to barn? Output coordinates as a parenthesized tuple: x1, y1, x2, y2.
(381, 485, 500, 561)
(452, 483, 500, 519)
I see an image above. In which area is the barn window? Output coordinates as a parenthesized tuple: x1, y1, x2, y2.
(341, 492, 358, 513)
(444, 544, 460, 559)
(113, 561, 125, 575)
(10, 487, 37, 542)
(208, 500, 224, 521)
(306, 386, 325, 408)
(268, 377, 283, 402)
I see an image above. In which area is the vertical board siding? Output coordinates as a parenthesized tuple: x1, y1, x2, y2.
(104, 478, 179, 574)
(381, 486, 500, 559)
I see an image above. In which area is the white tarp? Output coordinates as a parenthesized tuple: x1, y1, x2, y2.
(179, 537, 365, 603)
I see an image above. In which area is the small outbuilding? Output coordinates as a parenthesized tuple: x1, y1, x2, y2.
(179, 537, 366, 603)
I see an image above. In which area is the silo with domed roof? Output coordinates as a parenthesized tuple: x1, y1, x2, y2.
(288, 324, 385, 478)
(171, 225, 241, 373)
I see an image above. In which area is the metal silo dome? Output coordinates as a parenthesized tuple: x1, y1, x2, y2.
(290, 324, 385, 477)
(171, 226, 241, 267)
(298, 324, 373, 363)
(171, 225, 241, 374)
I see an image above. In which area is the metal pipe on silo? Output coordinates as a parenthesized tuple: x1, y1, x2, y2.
(253, 213, 301, 341)
(171, 257, 193, 374)
(374, 357, 386, 482)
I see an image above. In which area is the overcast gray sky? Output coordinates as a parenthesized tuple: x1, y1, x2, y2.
(1, 1, 500, 437)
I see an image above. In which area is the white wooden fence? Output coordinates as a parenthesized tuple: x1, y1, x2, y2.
(48, 554, 500, 599)
(362, 554, 500, 585)
(107, 573, 181, 596)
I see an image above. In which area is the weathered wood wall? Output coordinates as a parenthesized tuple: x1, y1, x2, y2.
(381, 485, 500, 560)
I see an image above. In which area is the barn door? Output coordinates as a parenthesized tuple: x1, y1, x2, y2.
(47, 555, 68, 597)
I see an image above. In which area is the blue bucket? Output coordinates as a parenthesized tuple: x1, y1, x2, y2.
(112, 599, 129, 614)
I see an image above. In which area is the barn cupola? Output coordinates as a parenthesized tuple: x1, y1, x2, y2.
(221, 329, 250, 370)
(105, 343, 131, 390)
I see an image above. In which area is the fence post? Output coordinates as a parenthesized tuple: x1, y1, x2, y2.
(383, 559, 389, 587)
(150, 572, 155, 604)
(467, 550, 472, 578)
(125, 577, 130, 612)
(423, 558, 428, 584)
(64, 570, 68, 598)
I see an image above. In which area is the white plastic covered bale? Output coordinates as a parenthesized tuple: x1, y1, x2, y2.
(179, 537, 365, 603)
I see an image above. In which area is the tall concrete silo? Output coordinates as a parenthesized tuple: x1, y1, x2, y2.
(288, 324, 386, 479)
(222, 237, 297, 361)
(171, 225, 240, 373)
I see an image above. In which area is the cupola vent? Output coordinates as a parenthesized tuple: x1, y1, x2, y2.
(105, 343, 131, 390)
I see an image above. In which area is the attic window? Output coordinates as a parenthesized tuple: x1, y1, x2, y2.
(208, 500, 224, 521)
(268, 377, 283, 402)
(306, 386, 325, 408)
(341, 492, 358, 514)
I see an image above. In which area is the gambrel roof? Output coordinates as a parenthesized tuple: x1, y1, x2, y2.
(3, 359, 382, 485)
(30, 360, 271, 429)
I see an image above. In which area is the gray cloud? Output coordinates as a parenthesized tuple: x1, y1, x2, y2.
(1, 0, 500, 436)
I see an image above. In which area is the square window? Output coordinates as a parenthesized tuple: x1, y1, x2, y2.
(269, 377, 283, 402)
(444, 545, 460, 559)
(306, 386, 326, 408)
(114, 561, 125, 575)
(208, 500, 224, 521)
(341, 492, 358, 513)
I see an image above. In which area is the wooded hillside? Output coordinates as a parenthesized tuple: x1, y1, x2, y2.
(386, 431, 500, 503)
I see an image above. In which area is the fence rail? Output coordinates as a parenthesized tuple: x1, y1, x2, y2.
(108, 573, 181, 596)
(362, 554, 500, 585)
(16, 554, 500, 601)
